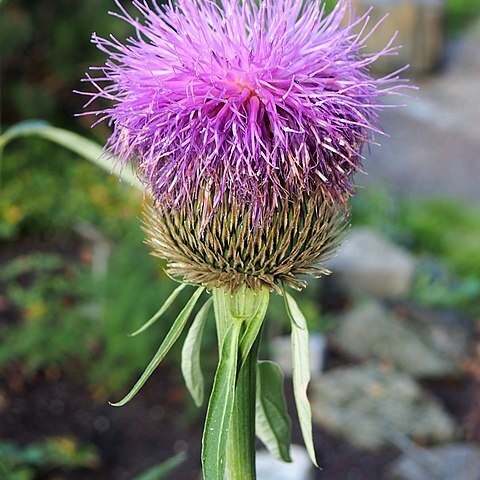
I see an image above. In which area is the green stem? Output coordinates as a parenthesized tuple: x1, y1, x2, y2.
(211, 286, 269, 480)
(226, 331, 261, 480)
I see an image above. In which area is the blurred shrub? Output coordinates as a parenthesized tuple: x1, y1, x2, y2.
(0, 436, 100, 479)
(0, 435, 184, 479)
(352, 189, 480, 278)
(0, 252, 92, 372)
(0, 227, 201, 395)
(0, 139, 140, 240)
(446, 0, 480, 34)
(1, 0, 142, 128)
(411, 263, 480, 314)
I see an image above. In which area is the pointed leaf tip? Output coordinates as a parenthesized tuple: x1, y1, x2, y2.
(129, 283, 188, 336)
(110, 287, 204, 407)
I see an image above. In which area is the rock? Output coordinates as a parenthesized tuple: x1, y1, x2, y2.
(333, 301, 459, 378)
(451, 16, 480, 73)
(351, 0, 445, 75)
(327, 228, 416, 298)
(390, 443, 480, 480)
(399, 303, 475, 365)
(310, 363, 457, 450)
(270, 333, 327, 378)
(256, 445, 312, 480)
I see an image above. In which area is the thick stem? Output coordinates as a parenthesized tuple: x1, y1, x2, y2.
(226, 332, 261, 480)
(212, 286, 269, 480)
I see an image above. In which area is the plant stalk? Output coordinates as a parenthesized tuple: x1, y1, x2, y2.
(212, 286, 269, 480)
(226, 331, 261, 480)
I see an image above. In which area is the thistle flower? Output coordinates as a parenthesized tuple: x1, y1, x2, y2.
(81, 2, 408, 478)
(82, 0, 405, 223)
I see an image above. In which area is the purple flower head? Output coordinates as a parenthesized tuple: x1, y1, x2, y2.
(82, 0, 406, 221)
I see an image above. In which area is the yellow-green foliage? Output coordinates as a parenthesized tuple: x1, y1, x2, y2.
(0, 139, 140, 240)
(446, 0, 480, 33)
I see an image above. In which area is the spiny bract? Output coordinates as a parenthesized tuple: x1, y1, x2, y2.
(144, 193, 346, 293)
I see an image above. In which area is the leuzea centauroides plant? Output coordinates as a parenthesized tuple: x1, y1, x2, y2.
(80, 1, 408, 478)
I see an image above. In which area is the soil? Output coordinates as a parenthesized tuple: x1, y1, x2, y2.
(1, 356, 478, 480)
(0, 363, 204, 480)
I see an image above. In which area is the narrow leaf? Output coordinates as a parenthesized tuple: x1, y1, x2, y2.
(0, 122, 142, 189)
(202, 321, 242, 480)
(110, 287, 204, 407)
(238, 288, 269, 364)
(130, 283, 187, 336)
(281, 282, 302, 329)
(212, 288, 229, 350)
(181, 297, 213, 406)
(255, 360, 292, 463)
(284, 292, 318, 467)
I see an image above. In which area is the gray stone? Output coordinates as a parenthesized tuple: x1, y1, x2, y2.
(333, 301, 459, 377)
(449, 17, 480, 74)
(310, 363, 457, 450)
(256, 445, 312, 480)
(351, 0, 445, 75)
(401, 304, 475, 365)
(270, 333, 327, 378)
(327, 228, 416, 298)
(390, 443, 480, 480)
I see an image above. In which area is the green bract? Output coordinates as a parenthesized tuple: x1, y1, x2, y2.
(144, 193, 346, 294)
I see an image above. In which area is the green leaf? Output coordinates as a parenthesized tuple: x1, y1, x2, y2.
(255, 360, 292, 463)
(110, 287, 204, 407)
(284, 291, 318, 467)
(181, 297, 212, 407)
(130, 283, 188, 337)
(202, 321, 242, 480)
(212, 288, 229, 350)
(133, 452, 186, 480)
(0, 121, 142, 190)
(238, 288, 269, 364)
